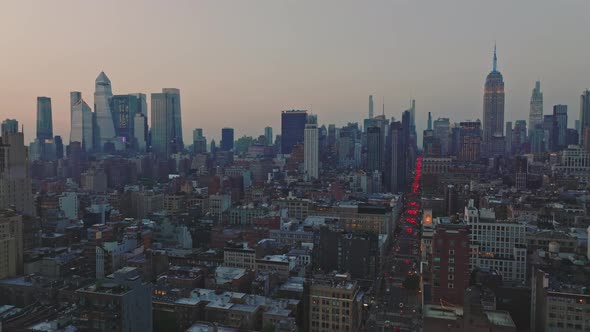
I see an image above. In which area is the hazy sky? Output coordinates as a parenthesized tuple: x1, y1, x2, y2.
(1, 0, 589, 144)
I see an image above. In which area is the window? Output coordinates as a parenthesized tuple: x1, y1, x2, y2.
(449, 267, 455, 272)
(449, 250, 455, 255)
(449, 258, 455, 263)
(448, 283, 454, 289)
(449, 274, 454, 280)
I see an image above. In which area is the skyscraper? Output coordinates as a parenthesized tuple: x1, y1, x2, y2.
(134, 114, 147, 152)
(483, 45, 505, 155)
(427, 112, 433, 131)
(304, 115, 319, 181)
(151, 88, 183, 158)
(433, 118, 450, 156)
(580, 90, 590, 149)
(368, 95, 374, 119)
(0, 128, 34, 216)
(366, 126, 382, 173)
(264, 126, 273, 146)
(529, 81, 543, 137)
(386, 121, 403, 193)
(70, 97, 94, 152)
(458, 120, 482, 161)
(1, 119, 18, 137)
(36, 97, 53, 141)
(409, 99, 416, 138)
(505, 121, 513, 154)
(93, 72, 117, 150)
(221, 128, 234, 151)
(553, 105, 568, 150)
(110, 94, 139, 144)
(192, 128, 207, 154)
(281, 110, 307, 154)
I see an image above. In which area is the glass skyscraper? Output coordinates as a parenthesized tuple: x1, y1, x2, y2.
(151, 88, 183, 158)
(221, 128, 234, 151)
(281, 110, 307, 154)
(110, 94, 139, 143)
(36, 96, 53, 141)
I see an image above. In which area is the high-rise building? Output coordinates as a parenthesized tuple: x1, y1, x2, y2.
(151, 88, 183, 158)
(433, 117, 450, 156)
(221, 127, 234, 151)
(1, 119, 18, 137)
(512, 120, 527, 154)
(580, 90, 590, 148)
(281, 110, 307, 154)
(192, 128, 207, 154)
(409, 99, 416, 138)
(529, 81, 543, 137)
(54, 135, 64, 159)
(94, 72, 117, 150)
(304, 116, 319, 181)
(531, 124, 545, 154)
(36, 96, 53, 141)
(386, 122, 404, 193)
(0, 129, 34, 216)
(134, 114, 147, 152)
(0, 209, 23, 279)
(427, 112, 433, 130)
(543, 115, 555, 152)
(368, 95, 374, 119)
(515, 156, 528, 189)
(505, 121, 513, 154)
(264, 126, 273, 146)
(110, 94, 139, 144)
(483, 45, 505, 155)
(366, 126, 382, 173)
(553, 105, 568, 150)
(70, 97, 94, 152)
(458, 120, 482, 161)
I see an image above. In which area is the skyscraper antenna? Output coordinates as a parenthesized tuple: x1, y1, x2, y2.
(493, 43, 497, 72)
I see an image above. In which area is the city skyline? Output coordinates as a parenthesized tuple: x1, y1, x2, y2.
(1, 1, 589, 144)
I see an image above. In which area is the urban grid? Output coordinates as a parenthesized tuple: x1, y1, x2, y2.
(1, 5, 590, 332)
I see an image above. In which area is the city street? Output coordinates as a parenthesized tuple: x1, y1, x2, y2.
(365, 157, 423, 332)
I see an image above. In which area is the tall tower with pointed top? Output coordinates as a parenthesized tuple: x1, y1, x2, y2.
(94, 71, 117, 150)
(529, 81, 543, 137)
(483, 45, 505, 155)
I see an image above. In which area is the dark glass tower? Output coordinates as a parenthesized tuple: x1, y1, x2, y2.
(281, 110, 308, 154)
(36, 96, 53, 141)
(221, 127, 234, 151)
(366, 126, 382, 172)
(110, 94, 139, 143)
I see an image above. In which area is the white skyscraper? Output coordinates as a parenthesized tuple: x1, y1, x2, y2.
(94, 71, 117, 150)
(304, 115, 319, 181)
(70, 96, 94, 152)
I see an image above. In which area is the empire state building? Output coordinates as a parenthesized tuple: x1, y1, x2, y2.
(483, 45, 505, 156)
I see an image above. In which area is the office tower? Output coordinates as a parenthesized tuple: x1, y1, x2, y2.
(192, 128, 207, 154)
(151, 88, 183, 158)
(94, 72, 117, 150)
(422, 129, 441, 157)
(386, 122, 404, 193)
(566, 128, 579, 146)
(483, 45, 505, 155)
(110, 94, 139, 144)
(427, 112, 433, 130)
(543, 115, 555, 151)
(36, 96, 53, 141)
(366, 126, 382, 172)
(54, 136, 63, 159)
(515, 156, 528, 189)
(70, 97, 94, 152)
(368, 95, 374, 119)
(529, 81, 543, 137)
(305, 275, 362, 332)
(431, 221, 470, 306)
(264, 126, 273, 146)
(433, 117, 450, 156)
(575, 119, 581, 141)
(450, 125, 461, 156)
(75, 267, 152, 332)
(553, 105, 568, 149)
(505, 121, 513, 154)
(134, 114, 147, 152)
(531, 125, 545, 153)
(304, 115, 319, 181)
(465, 199, 527, 282)
(0, 128, 34, 216)
(281, 110, 307, 154)
(512, 120, 527, 154)
(458, 120, 482, 161)
(221, 127, 234, 151)
(129, 93, 147, 116)
(580, 90, 590, 147)
(0, 210, 23, 279)
(1, 119, 18, 137)
(409, 99, 416, 137)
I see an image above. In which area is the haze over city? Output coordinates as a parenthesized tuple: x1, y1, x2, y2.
(1, 0, 589, 143)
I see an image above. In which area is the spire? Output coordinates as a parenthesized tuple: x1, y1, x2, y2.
(493, 43, 497, 72)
